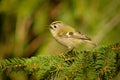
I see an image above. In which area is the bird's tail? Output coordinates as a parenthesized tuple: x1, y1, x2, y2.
(85, 40, 98, 46)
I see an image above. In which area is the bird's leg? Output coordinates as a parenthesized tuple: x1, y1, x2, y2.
(65, 48, 76, 63)
(67, 47, 74, 53)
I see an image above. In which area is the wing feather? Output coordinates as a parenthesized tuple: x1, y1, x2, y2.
(64, 31, 91, 40)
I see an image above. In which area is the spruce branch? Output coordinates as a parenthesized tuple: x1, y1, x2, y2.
(0, 42, 120, 80)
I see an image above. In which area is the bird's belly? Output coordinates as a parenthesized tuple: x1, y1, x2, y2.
(56, 37, 82, 49)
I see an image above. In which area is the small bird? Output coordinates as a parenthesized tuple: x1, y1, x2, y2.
(49, 21, 97, 51)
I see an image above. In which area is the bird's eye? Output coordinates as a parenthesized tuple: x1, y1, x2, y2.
(54, 25, 57, 28)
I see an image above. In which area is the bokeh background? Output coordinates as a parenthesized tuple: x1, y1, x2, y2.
(0, 0, 120, 79)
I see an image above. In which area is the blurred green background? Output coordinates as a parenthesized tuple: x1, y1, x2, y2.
(0, 0, 120, 79)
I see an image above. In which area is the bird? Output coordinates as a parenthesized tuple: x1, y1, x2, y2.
(49, 21, 97, 51)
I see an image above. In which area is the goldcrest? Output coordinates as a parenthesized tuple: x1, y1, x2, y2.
(49, 21, 97, 50)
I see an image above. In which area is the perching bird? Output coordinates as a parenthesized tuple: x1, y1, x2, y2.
(49, 21, 97, 51)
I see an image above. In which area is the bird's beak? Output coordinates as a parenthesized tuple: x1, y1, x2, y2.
(49, 25, 53, 30)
